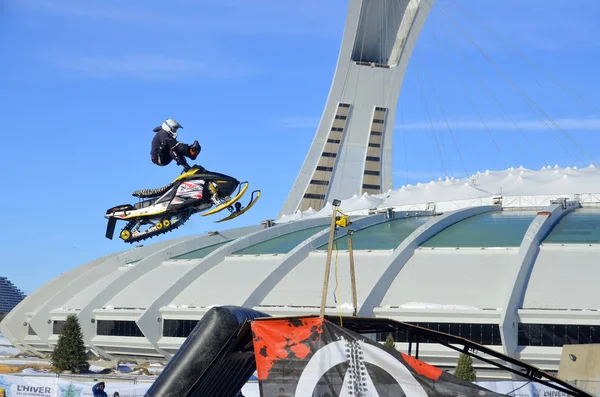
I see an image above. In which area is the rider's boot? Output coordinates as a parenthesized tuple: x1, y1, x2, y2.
(188, 141, 201, 160)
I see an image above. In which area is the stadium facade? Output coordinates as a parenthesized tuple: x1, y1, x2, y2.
(0, 277, 26, 315)
(3, 0, 600, 381)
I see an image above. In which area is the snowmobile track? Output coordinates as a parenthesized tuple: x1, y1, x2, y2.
(124, 211, 192, 244)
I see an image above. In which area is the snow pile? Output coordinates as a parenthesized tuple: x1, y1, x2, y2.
(0, 332, 21, 356)
(0, 346, 21, 355)
(0, 332, 11, 346)
(146, 364, 164, 375)
(20, 367, 47, 375)
(89, 364, 108, 372)
(0, 359, 51, 365)
(335, 302, 359, 310)
(398, 302, 481, 311)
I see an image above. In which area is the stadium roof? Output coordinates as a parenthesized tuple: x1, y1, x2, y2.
(277, 165, 600, 221)
(2, 166, 600, 379)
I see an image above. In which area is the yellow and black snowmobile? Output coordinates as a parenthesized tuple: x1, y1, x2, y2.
(104, 165, 260, 243)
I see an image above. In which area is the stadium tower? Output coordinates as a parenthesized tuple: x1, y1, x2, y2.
(279, 0, 435, 217)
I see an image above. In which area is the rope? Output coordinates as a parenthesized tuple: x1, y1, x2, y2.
(332, 239, 343, 327)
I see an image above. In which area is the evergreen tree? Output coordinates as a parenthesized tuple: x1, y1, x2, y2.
(51, 314, 89, 373)
(384, 333, 396, 350)
(454, 353, 477, 382)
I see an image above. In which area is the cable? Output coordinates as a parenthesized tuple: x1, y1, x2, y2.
(447, 0, 600, 120)
(399, 92, 409, 185)
(417, 50, 470, 178)
(430, 23, 510, 169)
(431, 0, 597, 167)
(430, 1, 550, 167)
(415, 56, 449, 178)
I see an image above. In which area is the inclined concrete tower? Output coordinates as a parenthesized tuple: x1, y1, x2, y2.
(279, 0, 435, 217)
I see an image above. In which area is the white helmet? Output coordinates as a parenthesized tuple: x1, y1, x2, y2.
(162, 118, 183, 138)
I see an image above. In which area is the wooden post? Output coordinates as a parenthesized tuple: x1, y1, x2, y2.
(348, 233, 358, 317)
(319, 205, 338, 318)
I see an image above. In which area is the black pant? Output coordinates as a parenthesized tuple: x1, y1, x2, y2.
(153, 142, 191, 166)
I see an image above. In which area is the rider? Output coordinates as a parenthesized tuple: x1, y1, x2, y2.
(151, 118, 201, 172)
(150, 118, 222, 205)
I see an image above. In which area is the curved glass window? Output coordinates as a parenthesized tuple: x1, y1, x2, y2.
(316, 217, 432, 251)
(234, 226, 328, 255)
(172, 241, 232, 260)
(421, 211, 536, 248)
(544, 208, 600, 244)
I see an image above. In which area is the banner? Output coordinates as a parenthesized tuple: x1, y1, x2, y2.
(475, 381, 576, 397)
(251, 317, 509, 397)
(0, 374, 149, 397)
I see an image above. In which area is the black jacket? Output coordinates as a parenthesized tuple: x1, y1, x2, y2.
(151, 127, 177, 160)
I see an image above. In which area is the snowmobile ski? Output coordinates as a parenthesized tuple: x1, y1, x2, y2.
(200, 182, 249, 217)
(216, 190, 261, 223)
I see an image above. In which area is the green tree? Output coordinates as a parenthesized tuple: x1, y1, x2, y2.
(384, 333, 396, 350)
(50, 314, 89, 373)
(454, 353, 477, 382)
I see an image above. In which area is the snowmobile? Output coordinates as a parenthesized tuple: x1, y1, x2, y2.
(104, 165, 260, 244)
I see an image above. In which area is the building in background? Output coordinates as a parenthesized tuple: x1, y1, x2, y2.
(0, 277, 26, 317)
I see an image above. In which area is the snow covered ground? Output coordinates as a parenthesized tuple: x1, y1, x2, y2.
(0, 345, 20, 356)
(0, 331, 21, 356)
(0, 331, 249, 396)
(0, 332, 10, 345)
(0, 358, 50, 365)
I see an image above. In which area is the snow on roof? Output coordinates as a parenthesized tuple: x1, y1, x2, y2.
(277, 165, 600, 221)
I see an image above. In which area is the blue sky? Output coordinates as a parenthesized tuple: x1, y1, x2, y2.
(1, 0, 600, 293)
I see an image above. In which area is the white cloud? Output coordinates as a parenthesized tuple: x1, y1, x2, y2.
(392, 169, 449, 182)
(396, 117, 600, 131)
(276, 115, 600, 132)
(14, 0, 340, 37)
(54, 53, 252, 81)
(14, 0, 163, 23)
(278, 116, 320, 129)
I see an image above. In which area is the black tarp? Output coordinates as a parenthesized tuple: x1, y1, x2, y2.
(145, 306, 269, 397)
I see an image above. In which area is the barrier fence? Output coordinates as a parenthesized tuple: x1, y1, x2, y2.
(0, 373, 595, 397)
(0, 374, 151, 397)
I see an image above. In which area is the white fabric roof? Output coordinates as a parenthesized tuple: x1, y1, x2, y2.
(277, 165, 600, 221)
